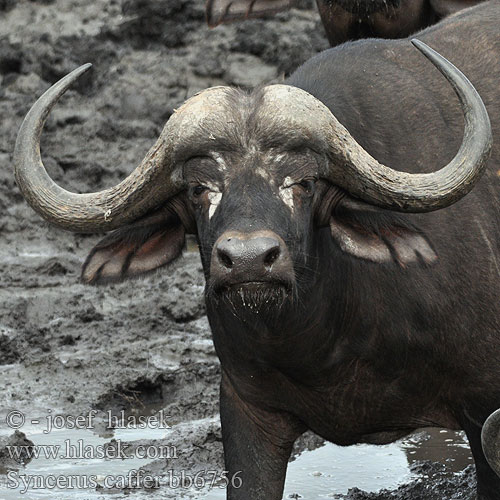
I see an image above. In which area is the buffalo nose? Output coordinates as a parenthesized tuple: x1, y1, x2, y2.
(211, 230, 292, 284)
(217, 238, 280, 270)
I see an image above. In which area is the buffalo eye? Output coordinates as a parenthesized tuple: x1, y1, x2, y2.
(296, 178, 316, 195)
(188, 184, 210, 206)
(192, 185, 207, 197)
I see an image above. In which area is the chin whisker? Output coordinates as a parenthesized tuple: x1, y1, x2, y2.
(210, 282, 292, 314)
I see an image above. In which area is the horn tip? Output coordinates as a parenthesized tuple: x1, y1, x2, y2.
(78, 63, 93, 74)
(410, 38, 429, 53)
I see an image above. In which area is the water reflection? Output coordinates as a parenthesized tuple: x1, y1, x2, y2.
(401, 428, 473, 473)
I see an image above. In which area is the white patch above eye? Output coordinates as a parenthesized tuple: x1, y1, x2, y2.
(281, 176, 295, 189)
(273, 153, 285, 164)
(255, 166, 271, 182)
(279, 176, 295, 212)
(208, 191, 222, 220)
(204, 181, 219, 192)
(212, 152, 227, 171)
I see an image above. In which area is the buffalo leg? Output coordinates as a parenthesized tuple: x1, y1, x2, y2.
(219, 373, 303, 499)
(461, 412, 500, 500)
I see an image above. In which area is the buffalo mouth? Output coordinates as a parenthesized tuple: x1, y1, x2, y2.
(212, 280, 293, 310)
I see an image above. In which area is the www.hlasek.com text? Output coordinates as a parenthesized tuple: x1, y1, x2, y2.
(7, 439, 177, 460)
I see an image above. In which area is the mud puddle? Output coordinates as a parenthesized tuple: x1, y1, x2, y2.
(282, 428, 472, 498)
(0, 411, 218, 500)
(0, 420, 472, 499)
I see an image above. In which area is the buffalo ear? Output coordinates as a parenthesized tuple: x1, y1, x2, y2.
(81, 205, 186, 285)
(329, 198, 438, 267)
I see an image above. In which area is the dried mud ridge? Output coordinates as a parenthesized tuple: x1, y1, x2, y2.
(0, 0, 476, 497)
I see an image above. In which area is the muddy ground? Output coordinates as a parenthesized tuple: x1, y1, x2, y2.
(0, 0, 477, 498)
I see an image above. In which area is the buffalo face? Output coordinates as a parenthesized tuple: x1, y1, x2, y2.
(181, 109, 324, 313)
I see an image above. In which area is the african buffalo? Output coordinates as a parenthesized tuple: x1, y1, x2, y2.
(206, 0, 485, 46)
(14, 1, 500, 498)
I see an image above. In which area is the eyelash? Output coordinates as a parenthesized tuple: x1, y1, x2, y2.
(191, 185, 207, 197)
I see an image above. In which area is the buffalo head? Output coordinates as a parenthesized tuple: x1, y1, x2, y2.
(14, 41, 491, 313)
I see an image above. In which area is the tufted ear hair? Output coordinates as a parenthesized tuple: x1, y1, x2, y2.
(81, 196, 192, 285)
(329, 197, 438, 267)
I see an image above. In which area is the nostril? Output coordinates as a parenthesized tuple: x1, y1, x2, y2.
(217, 248, 233, 269)
(263, 247, 280, 268)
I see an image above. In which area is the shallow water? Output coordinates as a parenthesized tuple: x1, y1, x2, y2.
(0, 416, 472, 500)
(280, 428, 472, 499)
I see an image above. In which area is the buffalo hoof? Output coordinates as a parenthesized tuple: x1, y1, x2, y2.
(481, 408, 500, 478)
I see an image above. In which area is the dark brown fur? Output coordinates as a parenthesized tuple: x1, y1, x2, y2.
(83, 3, 500, 498)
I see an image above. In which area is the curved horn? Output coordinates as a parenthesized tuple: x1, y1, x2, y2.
(14, 65, 215, 232)
(322, 39, 492, 212)
(482, 409, 500, 478)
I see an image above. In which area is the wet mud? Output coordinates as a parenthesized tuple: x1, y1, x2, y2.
(0, 0, 478, 498)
